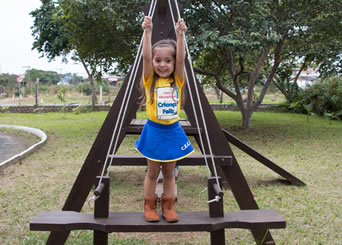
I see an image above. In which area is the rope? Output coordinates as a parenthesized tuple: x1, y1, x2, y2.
(103, 0, 158, 178)
(166, 0, 210, 177)
(168, 0, 223, 202)
(89, 0, 158, 203)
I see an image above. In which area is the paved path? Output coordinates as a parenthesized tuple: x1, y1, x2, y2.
(0, 131, 31, 163)
(0, 125, 47, 169)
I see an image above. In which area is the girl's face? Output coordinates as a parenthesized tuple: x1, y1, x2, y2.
(152, 46, 175, 78)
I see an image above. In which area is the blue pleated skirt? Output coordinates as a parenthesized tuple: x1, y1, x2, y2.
(135, 119, 194, 162)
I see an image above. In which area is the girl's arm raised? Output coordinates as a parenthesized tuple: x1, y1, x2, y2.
(142, 16, 153, 80)
(175, 18, 187, 81)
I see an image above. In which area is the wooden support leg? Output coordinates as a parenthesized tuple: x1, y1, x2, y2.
(94, 231, 108, 245)
(94, 176, 109, 245)
(211, 230, 225, 245)
(222, 129, 306, 186)
(208, 177, 225, 245)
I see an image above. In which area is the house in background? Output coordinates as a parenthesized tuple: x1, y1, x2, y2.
(57, 75, 71, 86)
(104, 76, 123, 87)
(291, 67, 320, 88)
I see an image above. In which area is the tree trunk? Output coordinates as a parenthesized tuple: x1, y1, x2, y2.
(90, 78, 98, 110)
(214, 86, 221, 99)
(214, 86, 223, 103)
(80, 58, 98, 110)
(241, 108, 253, 130)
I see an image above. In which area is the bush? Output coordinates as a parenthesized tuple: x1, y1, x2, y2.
(76, 82, 111, 96)
(288, 77, 342, 120)
(77, 83, 92, 96)
(0, 106, 9, 112)
(73, 105, 92, 114)
(56, 86, 67, 102)
(38, 84, 50, 95)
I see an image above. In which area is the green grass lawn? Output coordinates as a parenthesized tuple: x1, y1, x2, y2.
(0, 111, 341, 244)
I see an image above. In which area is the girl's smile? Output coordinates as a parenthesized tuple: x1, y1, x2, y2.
(152, 47, 175, 78)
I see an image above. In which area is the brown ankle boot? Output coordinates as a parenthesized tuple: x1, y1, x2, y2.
(161, 194, 178, 222)
(144, 195, 160, 222)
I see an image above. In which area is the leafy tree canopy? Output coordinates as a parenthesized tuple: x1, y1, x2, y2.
(31, 0, 342, 127)
(31, 0, 69, 61)
(31, 0, 149, 107)
(25, 69, 60, 84)
(182, 0, 342, 128)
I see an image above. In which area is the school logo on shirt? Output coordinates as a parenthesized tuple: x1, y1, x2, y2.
(156, 87, 179, 120)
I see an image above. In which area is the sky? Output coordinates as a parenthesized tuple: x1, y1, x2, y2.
(0, 0, 88, 77)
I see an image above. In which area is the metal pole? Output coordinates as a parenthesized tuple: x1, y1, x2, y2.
(23, 66, 31, 98)
(35, 78, 39, 107)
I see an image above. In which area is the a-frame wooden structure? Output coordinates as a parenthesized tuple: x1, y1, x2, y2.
(30, 1, 305, 244)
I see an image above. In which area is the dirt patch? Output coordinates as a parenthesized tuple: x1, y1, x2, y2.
(0, 95, 34, 105)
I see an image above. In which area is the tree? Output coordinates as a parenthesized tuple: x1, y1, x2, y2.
(272, 59, 301, 103)
(271, 0, 342, 102)
(30, 0, 69, 61)
(0, 73, 18, 96)
(26, 69, 60, 84)
(31, 0, 342, 126)
(31, 0, 146, 108)
(304, 0, 342, 78)
(183, 0, 341, 129)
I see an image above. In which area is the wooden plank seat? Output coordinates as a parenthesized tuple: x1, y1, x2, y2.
(125, 119, 200, 136)
(30, 210, 285, 233)
(108, 154, 232, 166)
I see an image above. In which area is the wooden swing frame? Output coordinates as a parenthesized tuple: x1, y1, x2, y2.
(30, 1, 304, 244)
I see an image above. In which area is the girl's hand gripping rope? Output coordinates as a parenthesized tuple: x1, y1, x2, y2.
(142, 16, 153, 32)
(175, 18, 187, 36)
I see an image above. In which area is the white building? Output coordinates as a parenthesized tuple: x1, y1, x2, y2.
(291, 67, 320, 88)
(104, 76, 123, 87)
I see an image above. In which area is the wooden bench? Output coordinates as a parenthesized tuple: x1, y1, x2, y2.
(30, 209, 285, 233)
(30, 177, 286, 245)
(30, 177, 286, 244)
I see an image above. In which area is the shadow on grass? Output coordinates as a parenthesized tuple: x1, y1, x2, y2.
(256, 178, 295, 187)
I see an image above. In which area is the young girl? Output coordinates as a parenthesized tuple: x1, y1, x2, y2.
(135, 16, 194, 222)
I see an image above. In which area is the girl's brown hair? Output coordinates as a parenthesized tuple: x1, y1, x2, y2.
(138, 39, 178, 105)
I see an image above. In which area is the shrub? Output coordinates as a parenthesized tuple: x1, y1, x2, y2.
(76, 82, 111, 96)
(56, 87, 67, 102)
(77, 82, 92, 96)
(73, 105, 92, 114)
(288, 77, 342, 120)
(0, 106, 9, 112)
(37, 84, 50, 95)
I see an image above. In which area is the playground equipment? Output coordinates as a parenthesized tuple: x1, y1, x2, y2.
(30, 1, 305, 244)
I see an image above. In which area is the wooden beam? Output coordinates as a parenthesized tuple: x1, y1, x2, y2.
(107, 154, 232, 166)
(157, 0, 168, 14)
(222, 129, 306, 186)
(125, 119, 200, 136)
(94, 177, 109, 244)
(208, 177, 225, 245)
(31, 210, 286, 233)
(183, 59, 275, 243)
